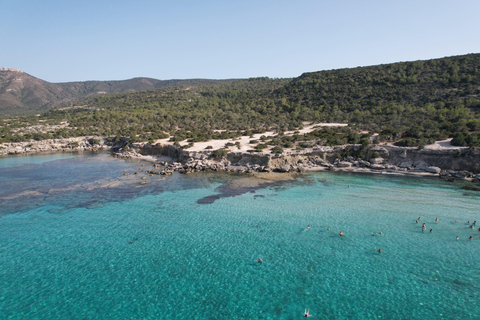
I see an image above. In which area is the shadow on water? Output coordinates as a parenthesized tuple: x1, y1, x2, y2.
(196, 172, 315, 204)
(197, 187, 257, 204)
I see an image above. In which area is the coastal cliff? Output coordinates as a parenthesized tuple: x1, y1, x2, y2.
(2, 138, 479, 181)
(118, 142, 480, 181)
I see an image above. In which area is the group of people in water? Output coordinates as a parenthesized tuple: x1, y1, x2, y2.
(256, 216, 478, 317)
(417, 217, 479, 240)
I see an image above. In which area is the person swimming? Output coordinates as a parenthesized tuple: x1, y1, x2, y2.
(422, 224, 426, 232)
(456, 236, 459, 240)
(339, 231, 344, 236)
(257, 258, 263, 264)
(303, 309, 312, 317)
(435, 218, 439, 223)
(430, 229, 433, 233)
(305, 225, 311, 231)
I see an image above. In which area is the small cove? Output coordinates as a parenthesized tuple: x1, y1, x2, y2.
(1, 153, 479, 319)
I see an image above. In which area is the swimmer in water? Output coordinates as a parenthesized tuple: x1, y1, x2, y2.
(305, 225, 311, 231)
(257, 258, 263, 264)
(430, 229, 433, 233)
(456, 236, 459, 240)
(339, 231, 344, 236)
(326, 228, 330, 230)
(469, 236, 473, 240)
(374, 247, 384, 253)
(418, 217, 421, 221)
(422, 225, 426, 232)
(303, 309, 312, 317)
(435, 218, 439, 223)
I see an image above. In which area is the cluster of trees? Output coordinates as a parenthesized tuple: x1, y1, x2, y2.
(1, 54, 480, 146)
(451, 132, 480, 147)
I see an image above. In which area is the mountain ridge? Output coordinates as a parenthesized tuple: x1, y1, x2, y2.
(0, 69, 240, 117)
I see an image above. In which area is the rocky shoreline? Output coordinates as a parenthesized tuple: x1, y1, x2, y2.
(0, 136, 113, 155)
(114, 142, 480, 183)
(2, 136, 480, 183)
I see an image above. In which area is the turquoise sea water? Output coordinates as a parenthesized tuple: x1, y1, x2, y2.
(1, 152, 479, 320)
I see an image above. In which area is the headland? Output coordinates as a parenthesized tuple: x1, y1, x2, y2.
(1, 123, 479, 184)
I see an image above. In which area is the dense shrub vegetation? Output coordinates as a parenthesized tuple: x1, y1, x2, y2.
(1, 54, 480, 146)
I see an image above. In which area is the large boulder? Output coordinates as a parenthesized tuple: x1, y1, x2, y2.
(277, 165, 292, 172)
(426, 166, 441, 174)
(370, 157, 384, 164)
(336, 161, 352, 168)
(399, 160, 413, 168)
(413, 160, 428, 170)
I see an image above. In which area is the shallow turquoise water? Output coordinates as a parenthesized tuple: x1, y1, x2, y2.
(1, 153, 479, 319)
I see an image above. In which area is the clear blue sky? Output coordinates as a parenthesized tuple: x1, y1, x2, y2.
(2, 0, 480, 83)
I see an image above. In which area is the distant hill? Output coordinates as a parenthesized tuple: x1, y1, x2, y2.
(28, 53, 478, 147)
(2, 53, 480, 147)
(0, 68, 239, 117)
(0, 68, 69, 117)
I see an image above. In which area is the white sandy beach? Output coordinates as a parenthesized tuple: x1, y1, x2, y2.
(153, 123, 348, 153)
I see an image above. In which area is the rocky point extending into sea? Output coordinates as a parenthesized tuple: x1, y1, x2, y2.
(1, 136, 480, 184)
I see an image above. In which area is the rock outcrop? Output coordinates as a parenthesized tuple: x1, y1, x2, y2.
(3, 137, 480, 183)
(112, 142, 480, 182)
(0, 136, 117, 156)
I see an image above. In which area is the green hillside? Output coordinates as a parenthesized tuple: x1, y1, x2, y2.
(2, 54, 480, 147)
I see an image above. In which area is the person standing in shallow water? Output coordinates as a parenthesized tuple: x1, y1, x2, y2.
(422, 223, 426, 232)
(435, 218, 439, 223)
